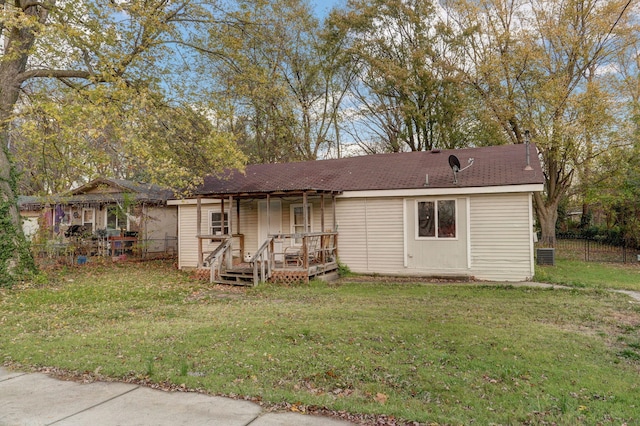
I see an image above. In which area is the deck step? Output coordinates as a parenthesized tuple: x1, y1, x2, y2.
(219, 272, 253, 279)
(219, 273, 254, 283)
(214, 278, 253, 286)
(224, 268, 253, 276)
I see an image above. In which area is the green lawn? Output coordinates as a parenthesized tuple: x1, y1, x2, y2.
(535, 258, 640, 291)
(1, 261, 639, 424)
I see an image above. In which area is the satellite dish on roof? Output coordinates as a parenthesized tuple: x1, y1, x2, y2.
(448, 155, 461, 172)
(448, 154, 474, 184)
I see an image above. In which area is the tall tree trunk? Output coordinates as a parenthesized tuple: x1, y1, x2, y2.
(0, 76, 35, 285)
(532, 116, 573, 247)
(534, 192, 559, 247)
(0, 130, 36, 286)
(0, 3, 46, 285)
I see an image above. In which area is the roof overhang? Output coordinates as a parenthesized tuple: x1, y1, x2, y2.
(168, 198, 221, 206)
(182, 188, 342, 200)
(19, 194, 169, 210)
(338, 183, 544, 199)
(168, 184, 543, 205)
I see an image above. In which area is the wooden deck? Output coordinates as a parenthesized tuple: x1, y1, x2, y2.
(214, 260, 339, 286)
(203, 232, 339, 286)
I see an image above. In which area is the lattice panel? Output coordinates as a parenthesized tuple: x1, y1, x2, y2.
(192, 268, 211, 281)
(269, 270, 309, 286)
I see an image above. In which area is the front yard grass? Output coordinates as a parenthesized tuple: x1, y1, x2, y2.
(1, 261, 639, 424)
(535, 258, 640, 291)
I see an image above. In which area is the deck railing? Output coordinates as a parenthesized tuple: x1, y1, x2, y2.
(251, 236, 275, 286)
(246, 232, 339, 286)
(269, 232, 338, 270)
(204, 237, 233, 282)
(201, 231, 339, 286)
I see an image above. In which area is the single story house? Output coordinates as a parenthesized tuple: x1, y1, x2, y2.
(169, 144, 545, 284)
(19, 178, 178, 256)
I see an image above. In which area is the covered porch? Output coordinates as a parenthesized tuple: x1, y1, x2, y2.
(193, 189, 341, 285)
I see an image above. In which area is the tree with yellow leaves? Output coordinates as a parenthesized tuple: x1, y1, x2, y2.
(0, 1, 245, 285)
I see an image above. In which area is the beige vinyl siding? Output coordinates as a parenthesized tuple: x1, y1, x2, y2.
(336, 198, 404, 274)
(177, 205, 199, 269)
(201, 200, 257, 261)
(335, 199, 368, 271)
(405, 197, 468, 273)
(239, 199, 259, 256)
(469, 193, 534, 281)
(143, 206, 177, 253)
(177, 202, 231, 269)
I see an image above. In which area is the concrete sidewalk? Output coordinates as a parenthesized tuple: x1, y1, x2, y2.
(0, 367, 353, 426)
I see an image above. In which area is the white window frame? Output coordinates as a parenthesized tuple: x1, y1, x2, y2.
(290, 203, 313, 245)
(415, 199, 458, 240)
(105, 205, 129, 231)
(82, 208, 96, 233)
(209, 209, 230, 236)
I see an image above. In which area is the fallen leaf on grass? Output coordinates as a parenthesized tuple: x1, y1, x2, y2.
(374, 392, 388, 404)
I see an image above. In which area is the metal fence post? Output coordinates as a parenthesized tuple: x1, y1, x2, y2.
(586, 238, 589, 262)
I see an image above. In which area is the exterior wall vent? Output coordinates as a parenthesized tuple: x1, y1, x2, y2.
(536, 248, 555, 266)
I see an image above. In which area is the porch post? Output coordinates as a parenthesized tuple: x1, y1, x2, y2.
(227, 195, 233, 269)
(220, 197, 224, 234)
(236, 198, 241, 234)
(332, 194, 337, 232)
(303, 192, 309, 233)
(320, 194, 326, 263)
(236, 197, 244, 260)
(228, 196, 233, 236)
(303, 192, 309, 269)
(197, 196, 202, 267)
(320, 194, 325, 232)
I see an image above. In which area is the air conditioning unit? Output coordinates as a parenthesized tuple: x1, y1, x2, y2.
(536, 248, 555, 266)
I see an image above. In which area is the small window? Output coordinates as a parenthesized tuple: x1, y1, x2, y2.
(417, 201, 435, 237)
(106, 206, 127, 230)
(417, 200, 456, 239)
(82, 208, 95, 232)
(210, 211, 229, 236)
(290, 204, 312, 245)
(437, 200, 456, 238)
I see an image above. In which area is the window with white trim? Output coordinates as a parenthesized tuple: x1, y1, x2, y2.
(416, 199, 456, 239)
(82, 208, 95, 232)
(209, 210, 229, 236)
(290, 204, 312, 245)
(106, 206, 128, 231)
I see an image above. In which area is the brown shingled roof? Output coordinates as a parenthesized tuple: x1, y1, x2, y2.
(195, 144, 544, 196)
(18, 178, 174, 210)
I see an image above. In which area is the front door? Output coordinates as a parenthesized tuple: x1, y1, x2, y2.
(258, 199, 282, 260)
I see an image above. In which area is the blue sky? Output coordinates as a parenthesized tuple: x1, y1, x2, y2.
(311, 0, 345, 17)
